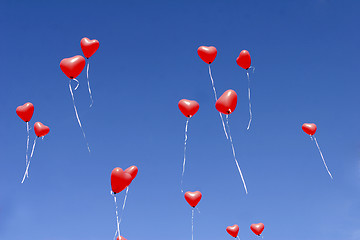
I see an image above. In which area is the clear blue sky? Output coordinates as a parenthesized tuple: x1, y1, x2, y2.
(1, 0, 360, 239)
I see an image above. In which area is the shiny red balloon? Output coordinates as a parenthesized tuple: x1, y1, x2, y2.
(81, 37, 100, 59)
(250, 223, 264, 236)
(34, 122, 50, 137)
(60, 55, 86, 79)
(302, 123, 317, 135)
(184, 191, 202, 207)
(215, 90, 237, 114)
(117, 236, 127, 240)
(226, 224, 239, 238)
(236, 50, 251, 70)
(124, 165, 138, 180)
(198, 46, 217, 64)
(16, 102, 34, 122)
(111, 167, 132, 194)
(178, 99, 199, 118)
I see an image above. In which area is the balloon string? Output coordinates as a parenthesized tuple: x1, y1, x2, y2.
(195, 206, 200, 214)
(191, 208, 194, 240)
(312, 136, 333, 179)
(86, 61, 94, 108)
(21, 137, 37, 183)
(236, 236, 241, 240)
(246, 71, 252, 130)
(69, 79, 91, 153)
(113, 230, 118, 240)
(226, 115, 248, 194)
(113, 195, 121, 240)
(181, 118, 190, 193)
(208, 65, 228, 139)
(72, 78, 80, 91)
(119, 187, 129, 224)
(25, 122, 30, 178)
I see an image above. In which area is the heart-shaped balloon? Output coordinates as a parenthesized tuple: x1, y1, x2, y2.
(178, 99, 199, 118)
(250, 223, 264, 236)
(81, 37, 100, 59)
(124, 165, 138, 180)
(111, 167, 133, 194)
(198, 46, 217, 64)
(60, 55, 86, 79)
(34, 122, 50, 137)
(16, 102, 34, 122)
(226, 224, 239, 238)
(302, 123, 317, 135)
(184, 191, 202, 207)
(236, 50, 251, 70)
(117, 236, 127, 240)
(215, 90, 237, 114)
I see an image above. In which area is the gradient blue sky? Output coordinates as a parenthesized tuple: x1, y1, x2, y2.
(1, 0, 360, 239)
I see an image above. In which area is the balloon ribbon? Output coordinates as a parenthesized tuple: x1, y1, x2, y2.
(208, 65, 228, 139)
(21, 137, 38, 183)
(86, 61, 94, 108)
(246, 70, 252, 130)
(181, 118, 190, 193)
(68, 79, 91, 152)
(311, 136, 333, 179)
(25, 122, 30, 178)
(191, 208, 194, 240)
(225, 115, 248, 194)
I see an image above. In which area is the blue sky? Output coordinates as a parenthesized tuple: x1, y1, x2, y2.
(1, 0, 360, 239)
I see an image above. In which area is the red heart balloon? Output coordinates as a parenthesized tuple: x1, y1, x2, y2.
(236, 50, 251, 70)
(302, 123, 317, 135)
(117, 236, 127, 240)
(178, 99, 199, 118)
(16, 102, 34, 122)
(124, 165, 138, 180)
(215, 90, 237, 114)
(60, 55, 86, 79)
(111, 167, 133, 194)
(184, 191, 202, 207)
(34, 122, 50, 137)
(250, 223, 264, 236)
(81, 37, 100, 59)
(197, 46, 217, 64)
(226, 224, 239, 238)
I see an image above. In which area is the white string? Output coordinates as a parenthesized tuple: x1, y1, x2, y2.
(236, 235, 241, 240)
(25, 122, 30, 178)
(195, 206, 200, 214)
(191, 208, 194, 240)
(113, 195, 121, 240)
(119, 187, 129, 224)
(226, 115, 248, 194)
(113, 229, 118, 240)
(21, 137, 37, 183)
(181, 118, 190, 193)
(68, 79, 91, 153)
(72, 78, 80, 91)
(246, 71, 252, 130)
(86, 61, 94, 108)
(208, 65, 228, 139)
(313, 136, 333, 179)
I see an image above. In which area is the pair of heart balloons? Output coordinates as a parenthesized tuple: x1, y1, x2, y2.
(197, 46, 251, 70)
(16, 102, 50, 137)
(178, 90, 238, 118)
(60, 37, 99, 79)
(226, 223, 264, 238)
(111, 166, 138, 194)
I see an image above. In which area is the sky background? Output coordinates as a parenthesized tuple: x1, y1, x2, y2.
(0, 0, 360, 239)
